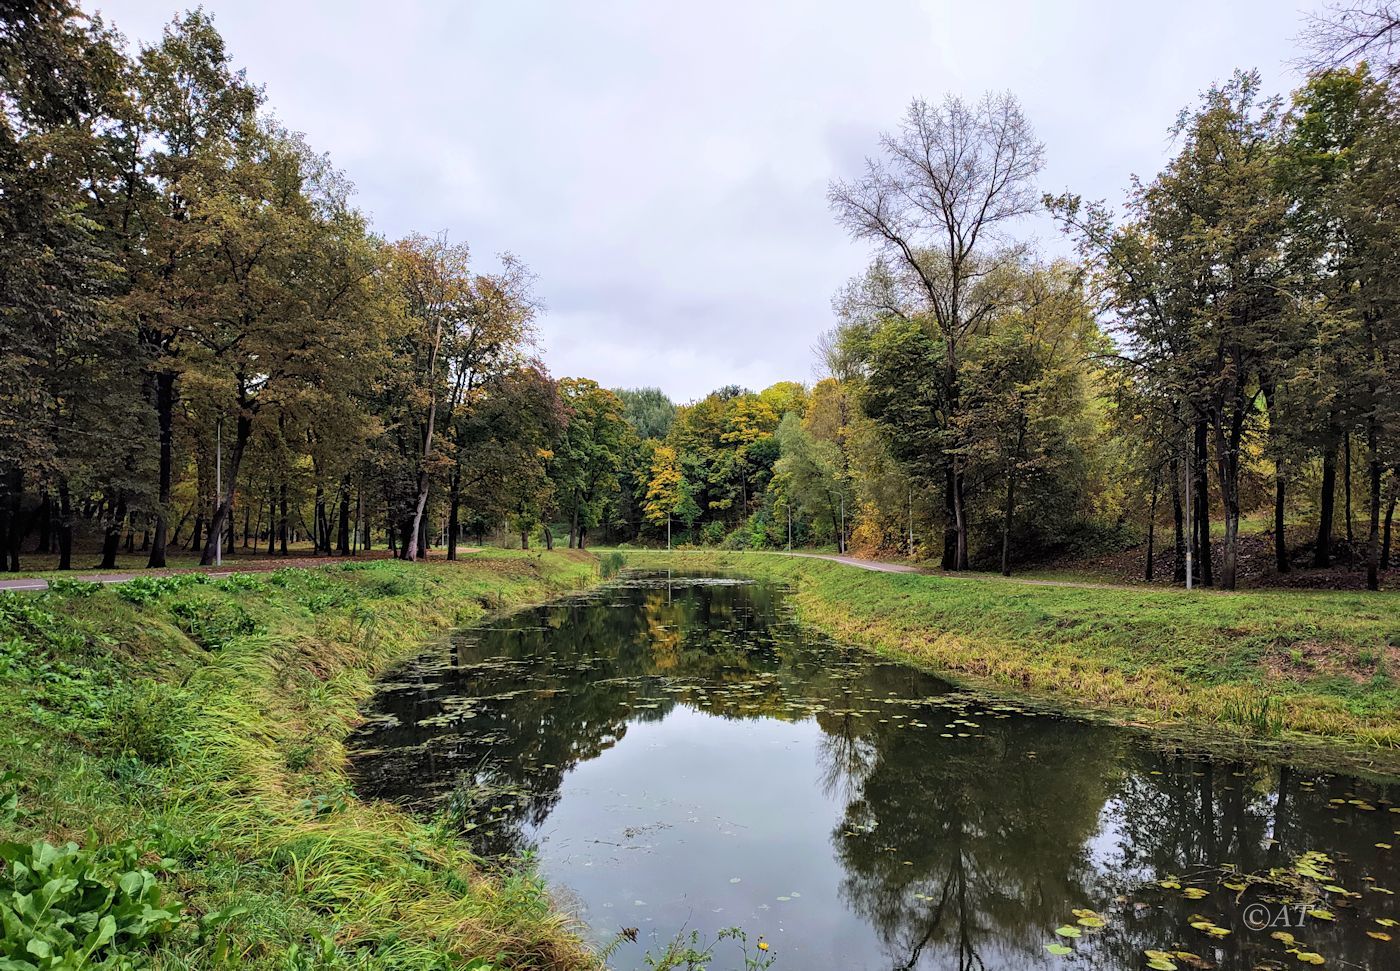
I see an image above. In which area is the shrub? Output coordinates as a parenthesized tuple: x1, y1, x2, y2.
(100, 680, 186, 764)
(45, 578, 102, 598)
(699, 521, 729, 546)
(115, 574, 208, 606)
(167, 596, 258, 651)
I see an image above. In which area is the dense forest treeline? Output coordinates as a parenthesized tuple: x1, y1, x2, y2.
(1, 1, 1397, 590)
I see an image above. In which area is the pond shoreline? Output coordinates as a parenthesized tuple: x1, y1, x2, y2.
(612, 550, 1400, 780)
(0, 552, 605, 970)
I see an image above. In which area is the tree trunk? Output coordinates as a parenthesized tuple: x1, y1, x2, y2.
(266, 482, 278, 555)
(337, 480, 351, 556)
(200, 413, 252, 566)
(1367, 415, 1382, 591)
(1381, 475, 1396, 569)
(570, 505, 579, 549)
(147, 370, 175, 568)
(1213, 417, 1240, 592)
(1344, 431, 1354, 546)
(1000, 472, 1016, 578)
(542, 523, 554, 550)
(99, 492, 128, 569)
(1273, 474, 1288, 573)
(953, 463, 969, 570)
(278, 480, 289, 556)
(1262, 379, 1288, 572)
(313, 483, 326, 554)
(35, 492, 50, 553)
(520, 529, 529, 550)
(170, 505, 190, 550)
(446, 471, 460, 561)
(56, 479, 73, 571)
(1314, 436, 1337, 567)
(1146, 472, 1159, 582)
(578, 524, 587, 550)
(941, 466, 956, 570)
(1194, 419, 1213, 586)
(1171, 455, 1185, 583)
(246, 495, 260, 549)
(406, 384, 439, 563)
(2, 467, 23, 571)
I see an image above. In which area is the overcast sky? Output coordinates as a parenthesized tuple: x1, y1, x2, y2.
(96, 0, 1325, 402)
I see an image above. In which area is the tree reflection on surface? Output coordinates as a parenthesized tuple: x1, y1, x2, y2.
(349, 574, 1398, 970)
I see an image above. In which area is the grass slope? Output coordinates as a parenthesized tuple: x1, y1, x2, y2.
(0, 551, 602, 970)
(617, 550, 1400, 772)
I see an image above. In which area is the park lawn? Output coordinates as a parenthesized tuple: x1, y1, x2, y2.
(0, 551, 602, 971)
(615, 550, 1400, 771)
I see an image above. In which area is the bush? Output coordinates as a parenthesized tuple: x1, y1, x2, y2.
(699, 521, 728, 546)
(115, 574, 208, 606)
(167, 596, 258, 652)
(100, 680, 186, 764)
(45, 578, 102, 598)
(0, 839, 183, 969)
(719, 528, 750, 550)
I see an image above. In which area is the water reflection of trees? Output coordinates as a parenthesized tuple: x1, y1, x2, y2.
(349, 576, 1398, 969)
(818, 700, 1117, 969)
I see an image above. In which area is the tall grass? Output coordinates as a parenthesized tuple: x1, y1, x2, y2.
(0, 551, 602, 970)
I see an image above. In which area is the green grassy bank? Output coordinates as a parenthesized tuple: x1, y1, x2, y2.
(0, 552, 602, 971)
(616, 550, 1400, 772)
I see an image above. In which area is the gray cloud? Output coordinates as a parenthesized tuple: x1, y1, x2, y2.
(95, 0, 1321, 400)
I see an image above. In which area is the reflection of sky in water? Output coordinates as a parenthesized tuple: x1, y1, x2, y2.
(350, 574, 1400, 971)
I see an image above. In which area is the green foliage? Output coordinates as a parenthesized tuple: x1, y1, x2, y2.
(0, 839, 182, 970)
(641, 927, 775, 971)
(99, 680, 185, 764)
(616, 387, 677, 440)
(167, 596, 258, 651)
(115, 575, 210, 606)
(1223, 694, 1286, 737)
(44, 580, 102, 598)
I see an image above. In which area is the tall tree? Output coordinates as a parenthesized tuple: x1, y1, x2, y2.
(829, 92, 1044, 569)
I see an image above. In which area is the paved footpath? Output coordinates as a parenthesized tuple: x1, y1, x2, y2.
(0, 550, 483, 593)
(779, 551, 921, 573)
(0, 569, 237, 593)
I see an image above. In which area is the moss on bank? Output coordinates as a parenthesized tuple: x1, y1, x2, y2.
(0, 552, 602, 970)
(617, 550, 1400, 773)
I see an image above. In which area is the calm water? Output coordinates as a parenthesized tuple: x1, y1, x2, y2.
(348, 573, 1399, 970)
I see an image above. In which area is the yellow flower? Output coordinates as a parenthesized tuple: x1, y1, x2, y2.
(757, 941, 769, 951)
